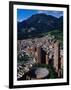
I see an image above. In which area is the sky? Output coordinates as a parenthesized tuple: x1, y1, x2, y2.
(17, 9, 63, 22)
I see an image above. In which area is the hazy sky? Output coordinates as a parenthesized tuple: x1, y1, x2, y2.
(17, 9, 63, 22)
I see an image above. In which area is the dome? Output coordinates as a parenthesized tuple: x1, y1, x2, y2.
(35, 67, 49, 78)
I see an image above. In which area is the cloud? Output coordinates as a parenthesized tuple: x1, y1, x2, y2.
(37, 10, 63, 18)
(37, 10, 45, 14)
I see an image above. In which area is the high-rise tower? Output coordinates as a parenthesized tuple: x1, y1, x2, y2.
(45, 53, 49, 65)
(54, 41, 60, 72)
(36, 45, 42, 64)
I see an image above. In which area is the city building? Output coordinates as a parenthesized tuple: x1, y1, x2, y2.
(17, 36, 63, 79)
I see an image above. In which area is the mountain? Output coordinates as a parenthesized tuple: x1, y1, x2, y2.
(58, 16, 63, 30)
(17, 13, 63, 40)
